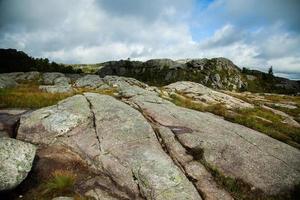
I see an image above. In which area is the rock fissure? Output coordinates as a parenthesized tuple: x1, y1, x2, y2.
(130, 101, 206, 200)
(84, 94, 102, 152)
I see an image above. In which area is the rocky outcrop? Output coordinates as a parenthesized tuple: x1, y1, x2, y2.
(126, 89, 300, 197)
(0, 75, 17, 89)
(38, 72, 73, 93)
(39, 84, 73, 93)
(73, 74, 105, 88)
(17, 94, 202, 200)
(164, 81, 253, 109)
(0, 138, 36, 191)
(13, 81, 300, 199)
(97, 58, 246, 90)
(42, 72, 66, 85)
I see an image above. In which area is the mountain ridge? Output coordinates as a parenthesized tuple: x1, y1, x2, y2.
(1, 48, 299, 94)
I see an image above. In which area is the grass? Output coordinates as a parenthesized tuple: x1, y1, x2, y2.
(43, 170, 77, 196)
(0, 84, 73, 108)
(19, 170, 91, 200)
(165, 92, 300, 149)
(0, 84, 118, 109)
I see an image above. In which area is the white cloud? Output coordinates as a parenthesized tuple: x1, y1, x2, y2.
(0, 0, 300, 79)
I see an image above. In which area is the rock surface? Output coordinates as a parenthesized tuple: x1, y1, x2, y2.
(164, 81, 253, 109)
(0, 138, 36, 191)
(1, 73, 299, 199)
(127, 92, 300, 196)
(0, 75, 17, 89)
(39, 84, 73, 93)
(14, 84, 300, 199)
(17, 94, 201, 200)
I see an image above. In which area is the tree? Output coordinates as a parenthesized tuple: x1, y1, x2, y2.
(268, 66, 273, 76)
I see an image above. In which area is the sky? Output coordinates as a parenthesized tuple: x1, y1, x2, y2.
(0, 0, 300, 79)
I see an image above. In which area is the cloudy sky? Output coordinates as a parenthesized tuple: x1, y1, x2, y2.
(1, 0, 300, 79)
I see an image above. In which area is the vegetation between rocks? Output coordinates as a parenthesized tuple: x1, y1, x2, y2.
(0, 84, 118, 108)
(165, 92, 300, 149)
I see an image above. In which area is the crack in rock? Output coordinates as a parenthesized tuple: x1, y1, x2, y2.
(84, 94, 102, 152)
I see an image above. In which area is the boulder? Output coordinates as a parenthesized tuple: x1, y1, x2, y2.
(53, 76, 71, 85)
(0, 138, 36, 191)
(0, 75, 17, 89)
(73, 75, 104, 88)
(42, 72, 65, 85)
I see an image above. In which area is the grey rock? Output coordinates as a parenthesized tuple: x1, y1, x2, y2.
(17, 93, 201, 200)
(0, 75, 17, 89)
(54, 76, 71, 85)
(0, 138, 36, 191)
(52, 197, 74, 200)
(73, 75, 104, 88)
(0, 109, 28, 138)
(39, 85, 73, 93)
(43, 72, 65, 85)
(164, 81, 253, 109)
(128, 93, 300, 195)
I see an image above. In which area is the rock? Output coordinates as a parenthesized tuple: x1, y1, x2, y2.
(128, 92, 300, 196)
(0, 138, 36, 191)
(266, 102, 298, 110)
(73, 75, 104, 88)
(16, 71, 40, 82)
(246, 75, 257, 81)
(65, 73, 82, 83)
(53, 76, 70, 85)
(39, 85, 73, 93)
(1, 72, 40, 83)
(42, 72, 65, 85)
(262, 105, 300, 127)
(97, 58, 245, 90)
(0, 75, 17, 89)
(0, 109, 28, 138)
(52, 197, 74, 200)
(17, 94, 202, 200)
(164, 81, 253, 109)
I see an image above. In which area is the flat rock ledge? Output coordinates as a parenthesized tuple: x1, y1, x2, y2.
(15, 91, 300, 199)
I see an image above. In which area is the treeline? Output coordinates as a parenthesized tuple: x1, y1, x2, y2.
(0, 49, 82, 73)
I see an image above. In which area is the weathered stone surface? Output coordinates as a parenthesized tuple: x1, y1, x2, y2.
(43, 72, 65, 85)
(262, 105, 300, 127)
(0, 109, 28, 138)
(73, 75, 104, 88)
(39, 85, 73, 93)
(85, 93, 202, 200)
(17, 93, 201, 200)
(0, 75, 17, 89)
(0, 138, 36, 191)
(128, 93, 300, 196)
(164, 81, 253, 109)
(156, 125, 233, 200)
(1, 72, 41, 83)
(52, 197, 74, 200)
(54, 76, 71, 85)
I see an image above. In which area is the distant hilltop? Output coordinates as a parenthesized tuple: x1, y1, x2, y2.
(1, 48, 299, 94)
